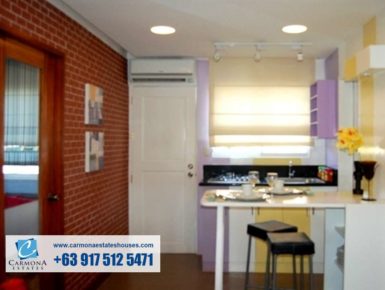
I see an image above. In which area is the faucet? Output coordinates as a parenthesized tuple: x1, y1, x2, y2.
(288, 160, 295, 178)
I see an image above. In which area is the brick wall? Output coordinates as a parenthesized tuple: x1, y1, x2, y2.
(0, 1, 129, 289)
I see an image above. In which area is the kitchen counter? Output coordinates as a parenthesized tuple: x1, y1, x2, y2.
(201, 190, 385, 290)
(199, 180, 336, 186)
(201, 189, 367, 208)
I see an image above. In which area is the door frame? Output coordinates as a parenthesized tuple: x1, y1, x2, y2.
(0, 29, 64, 289)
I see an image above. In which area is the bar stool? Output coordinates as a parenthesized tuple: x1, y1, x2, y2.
(265, 232, 315, 290)
(244, 220, 298, 290)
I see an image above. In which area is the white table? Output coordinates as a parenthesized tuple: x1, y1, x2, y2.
(201, 190, 385, 290)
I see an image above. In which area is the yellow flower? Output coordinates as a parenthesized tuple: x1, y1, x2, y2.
(336, 128, 363, 155)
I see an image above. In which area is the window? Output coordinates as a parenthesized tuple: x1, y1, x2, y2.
(209, 58, 314, 157)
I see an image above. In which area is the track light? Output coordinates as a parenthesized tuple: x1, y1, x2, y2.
(213, 49, 222, 62)
(296, 50, 304, 62)
(292, 44, 304, 62)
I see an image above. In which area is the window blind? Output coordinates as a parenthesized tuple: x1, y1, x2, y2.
(210, 86, 311, 147)
(4, 59, 39, 165)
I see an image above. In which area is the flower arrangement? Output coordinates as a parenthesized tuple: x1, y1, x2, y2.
(336, 127, 363, 155)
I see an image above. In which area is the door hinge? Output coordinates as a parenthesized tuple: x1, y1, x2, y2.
(130, 174, 133, 183)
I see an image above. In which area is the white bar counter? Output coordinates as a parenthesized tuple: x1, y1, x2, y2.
(201, 190, 385, 290)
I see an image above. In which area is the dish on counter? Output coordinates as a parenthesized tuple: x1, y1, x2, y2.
(257, 188, 305, 196)
(216, 190, 266, 201)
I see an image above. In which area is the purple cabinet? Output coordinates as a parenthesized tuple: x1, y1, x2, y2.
(310, 80, 338, 138)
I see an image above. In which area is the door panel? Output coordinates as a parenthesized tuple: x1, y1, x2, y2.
(142, 96, 186, 162)
(0, 36, 64, 289)
(131, 86, 197, 253)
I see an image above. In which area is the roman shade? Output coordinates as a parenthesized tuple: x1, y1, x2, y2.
(210, 86, 311, 147)
(209, 58, 314, 149)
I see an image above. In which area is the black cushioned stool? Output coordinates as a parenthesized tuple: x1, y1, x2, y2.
(265, 232, 315, 290)
(244, 220, 298, 290)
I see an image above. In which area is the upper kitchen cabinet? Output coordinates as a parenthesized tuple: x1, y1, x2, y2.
(310, 80, 338, 138)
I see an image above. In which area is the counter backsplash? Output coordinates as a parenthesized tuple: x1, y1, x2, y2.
(200, 164, 338, 186)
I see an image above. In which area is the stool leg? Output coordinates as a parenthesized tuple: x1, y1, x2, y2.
(292, 255, 297, 290)
(309, 255, 313, 290)
(300, 255, 304, 290)
(244, 235, 252, 290)
(264, 244, 271, 290)
(272, 254, 278, 290)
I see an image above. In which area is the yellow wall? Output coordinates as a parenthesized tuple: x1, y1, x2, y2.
(359, 18, 376, 160)
(359, 75, 375, 151)
(344, 15, 385, 196)
(344, 56, 356, 81)
(363, 17, 377, 47)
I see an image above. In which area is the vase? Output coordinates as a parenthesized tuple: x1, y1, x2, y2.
(360, 161, 377, 201)
(353, 161, 364, 195)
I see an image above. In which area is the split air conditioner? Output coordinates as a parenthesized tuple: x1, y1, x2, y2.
(129, 59, 196, 84)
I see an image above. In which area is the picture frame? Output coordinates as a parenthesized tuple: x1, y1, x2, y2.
(85, 131, 104, 172)
(84, 83, 103, 125)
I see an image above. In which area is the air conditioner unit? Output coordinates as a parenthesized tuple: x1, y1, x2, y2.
(130, 59, 196, 84)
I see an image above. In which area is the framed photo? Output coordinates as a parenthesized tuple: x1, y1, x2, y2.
(85, 83, 103, 125)
(85, 131, 104, 172)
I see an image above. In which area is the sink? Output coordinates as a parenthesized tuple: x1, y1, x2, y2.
(278, 177, 325, 185)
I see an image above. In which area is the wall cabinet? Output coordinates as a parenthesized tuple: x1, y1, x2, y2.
(310, 80, 338, 138)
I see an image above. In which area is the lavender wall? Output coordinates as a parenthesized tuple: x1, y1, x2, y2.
(325, 49, 339, 80)
(196, 60, 230, 271)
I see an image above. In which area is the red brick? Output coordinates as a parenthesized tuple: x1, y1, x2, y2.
(1, 0, 129, 289)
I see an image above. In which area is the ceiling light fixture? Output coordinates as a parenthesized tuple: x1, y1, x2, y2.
(150, 25, 176, 35)
(282, 24, 308, 34)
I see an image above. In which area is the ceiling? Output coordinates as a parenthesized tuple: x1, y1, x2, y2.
(57, 0, 385, 59)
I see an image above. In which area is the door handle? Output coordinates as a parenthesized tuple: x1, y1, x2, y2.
(48, 194, 59, 201)
(187, 172, 194, 178)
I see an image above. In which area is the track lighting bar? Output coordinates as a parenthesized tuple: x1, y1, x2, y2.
(213, 41, 312, 62)
(214, 41, 312, 49)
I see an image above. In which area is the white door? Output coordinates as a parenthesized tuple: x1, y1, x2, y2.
(130, 85, 197, 253)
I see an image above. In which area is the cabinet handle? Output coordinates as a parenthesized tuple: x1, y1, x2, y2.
(187, 172, 194, 178)
(187, 163, 194, 169)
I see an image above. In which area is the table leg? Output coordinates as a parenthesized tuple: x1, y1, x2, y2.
(215, 206, 224, 290)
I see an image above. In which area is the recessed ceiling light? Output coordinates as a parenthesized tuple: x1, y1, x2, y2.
(282, 24, 308, 34)
(151, 25, 176, 35)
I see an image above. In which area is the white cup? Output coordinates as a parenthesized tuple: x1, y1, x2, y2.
(242, 183, 253, 196)
(273, 179, 284, 192)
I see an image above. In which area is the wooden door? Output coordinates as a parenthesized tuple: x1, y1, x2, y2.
(130, 85, 197, 253)
(0, 36, 64, 289)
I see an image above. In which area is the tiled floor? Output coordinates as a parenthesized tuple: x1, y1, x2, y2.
(97, 254, 323, 290)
